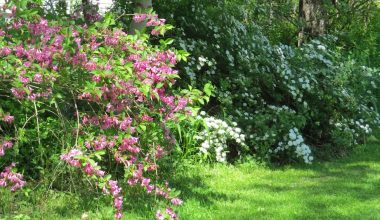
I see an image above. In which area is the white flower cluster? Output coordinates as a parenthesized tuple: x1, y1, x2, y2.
(251, 132, 277, 142)
(279, 65, 313, 102)
(196, 112, 247, 162)
(354, 119, 372, 134)
(197, 56, 215, 70)
(335, 113, 377, 137)
(268, 105, 296, 114)
(269, 128, 313, 164)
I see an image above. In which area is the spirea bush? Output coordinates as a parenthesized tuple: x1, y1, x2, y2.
(154, 0, 380, 163)
(0, 1, 206, 219)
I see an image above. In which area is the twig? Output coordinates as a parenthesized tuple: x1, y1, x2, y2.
(33, 101, 41, 147)
(71, 90, 80, 147)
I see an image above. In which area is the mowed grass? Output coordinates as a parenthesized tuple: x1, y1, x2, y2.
(2, 138, 380, 220)
(175, 142, 380, 220)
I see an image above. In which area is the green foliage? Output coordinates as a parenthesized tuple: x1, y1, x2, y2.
(151, 0, 380, 164)
(0, 1, 211, 218)
(3, 138, 380, 219)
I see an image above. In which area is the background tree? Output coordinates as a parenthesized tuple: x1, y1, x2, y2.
(129, 0, 152, 34)
(298, 0, 327, 46)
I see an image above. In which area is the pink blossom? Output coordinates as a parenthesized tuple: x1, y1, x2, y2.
(119, 117, 132, 131)
(133, 14, 147, 23)
(11, 88, 26, 99)
(2, 141, 13, 148)
(0, 47, 12, 56)
(0, 140, 13, 156)
(146, 19, 160, 27)
(33, 73, 43, 83)
(115, 212, 123, 220)
(133, 61, 149, 72)
(141, 178, 151, 187)
(105, 36, 118, 46)
(127, 178, 138, 186)
(83, 163, 94, 176)
(141, 115, 153, 122)
(156, 210, 164, 220)
(147, 185, 155, 193)
(106, 180, 123, 218)
(0, 163, 26, 191)
(171, 198, 183, 206)
(84, 62, 97, 71)
(11, 6, 17, 15)
(60, 149, 82, 167)
(96, 170, 105, 177)
(12, 21, 22, 29)
(155, 145, 164, 159)
(166, 208, 178, 219)
(92, 75, 101, 82)
(53, 35, 64, 48)
(74, 38, 81, 49)
(151, 29, 160, 36)
(19, 75, 30, 84)
(2, 114, 14, 124)
(24, 61, 31, 67)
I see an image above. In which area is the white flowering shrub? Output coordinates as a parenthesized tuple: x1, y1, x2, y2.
(270, 128, 313, 164)
(153, 0, 380, 163)
(195, 113, 247, 163)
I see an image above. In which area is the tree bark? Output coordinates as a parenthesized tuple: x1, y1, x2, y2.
(298, 0, 327, 46)
(129, 0, 153, 34)
(82, 0, 90, 23)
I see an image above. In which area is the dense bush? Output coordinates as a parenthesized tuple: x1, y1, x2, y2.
(0, 1, 212, 219)
(153, 0, 380, 163)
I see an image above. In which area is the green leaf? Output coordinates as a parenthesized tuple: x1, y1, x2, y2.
(139, 124, 147, 132)
(141, 84, 150, 97)
(204, 83, 214, 96)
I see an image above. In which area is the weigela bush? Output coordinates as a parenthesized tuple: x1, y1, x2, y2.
(0, 1, 202, 219)
(0, 110, 25, 191)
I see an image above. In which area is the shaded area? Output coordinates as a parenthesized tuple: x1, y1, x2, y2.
(1, 140, 380, 219)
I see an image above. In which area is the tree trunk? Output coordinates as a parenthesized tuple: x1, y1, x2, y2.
(298, 0, 326, 46)
(82, 0, 90, 23)
(129, 0, 153, 34)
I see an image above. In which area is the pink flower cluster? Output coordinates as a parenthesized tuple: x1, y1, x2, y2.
(103, 180, 123, 219)
(133, 14, 147, 23)
(0, 163, 26, 191)
(85, 135, 116, 151)
(132, 13, 167, 36)
(1, 6, 186, 219)
(0, 113, 14, 156)
(82, 115, 134, 132)
(60, 149, 105, 177)
(1, 10, 189, 220)
(1, 113, 14, 124)
(0, 140, 13, 156)
(83, 162, 105, 177)
(119, 137, 140, 154)
(60, 149, 83, 167)
(0, 16, 64, 101)
(156, 208, 179, 220)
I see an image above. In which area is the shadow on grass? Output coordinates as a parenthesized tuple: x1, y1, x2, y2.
(171, 172, 233, 206)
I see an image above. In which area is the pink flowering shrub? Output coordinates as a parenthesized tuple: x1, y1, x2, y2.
(0, 163, 26, 192)
(0, 111, 24, 192)
(0, 2, 206, 219)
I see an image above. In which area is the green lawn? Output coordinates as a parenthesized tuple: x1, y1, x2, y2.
(2, 139, 380, 220)
(175, 143, 380, 220)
